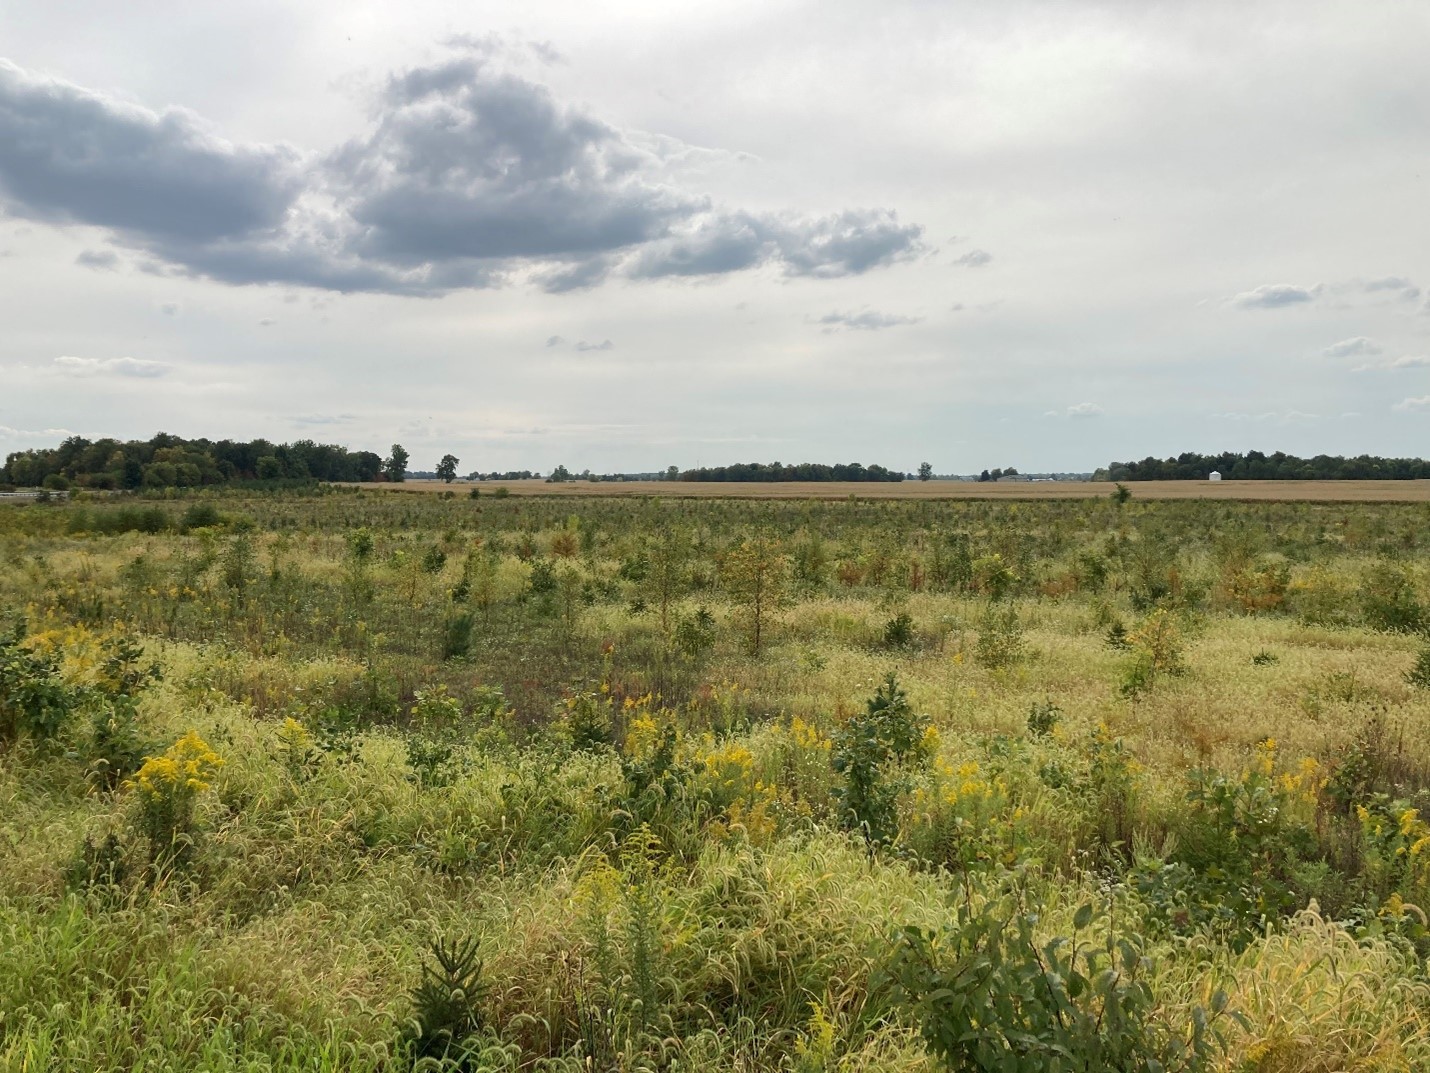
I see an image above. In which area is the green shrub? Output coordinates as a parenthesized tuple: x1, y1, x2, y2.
(974, 604, 1024, 669)
(1360, 561, 1425, 634)
(889, 895, 1235, 1072)
(832, 674, 930, 846)
(1026, 699, 1061, 738)
(0, 627, 79, 745)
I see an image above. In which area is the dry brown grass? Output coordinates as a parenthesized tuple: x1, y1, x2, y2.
(349, 478, 1430, 502)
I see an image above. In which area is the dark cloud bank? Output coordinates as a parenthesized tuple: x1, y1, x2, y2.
(0, 51, 923, 296)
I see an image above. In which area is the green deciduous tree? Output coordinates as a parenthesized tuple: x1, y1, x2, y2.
(384, 444, 410, 483)
(436, 454, 459, 483)
(722, 534, 788, 656)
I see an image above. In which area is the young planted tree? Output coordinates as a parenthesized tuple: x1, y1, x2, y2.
(643, 526, 690, 634)
(435, 454, 459, 483)
(722, 534, 788, 656)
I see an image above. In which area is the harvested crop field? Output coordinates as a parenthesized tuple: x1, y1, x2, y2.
(353, 478, 1430, 501)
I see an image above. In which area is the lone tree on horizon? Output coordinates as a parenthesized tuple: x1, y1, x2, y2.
(918, 462, 933, 481)
(384, 444, 409, 483)
(436, 454, 459, 483)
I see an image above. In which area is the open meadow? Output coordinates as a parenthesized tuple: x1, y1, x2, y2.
(4, 486, 1430, 1071)
(361, 478, 1430, 502)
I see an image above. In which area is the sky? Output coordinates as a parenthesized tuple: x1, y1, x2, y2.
(1, 0, 1428, 475)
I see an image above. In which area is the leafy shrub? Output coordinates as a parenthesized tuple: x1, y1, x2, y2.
(1142, 741, 1325, 946)
(971, 554, 1017, 601)
(179, 502, 222, 531)
(674, 606, 716, 658)
(832, 674, 930, 846)
(1120, 609, 1184, 698)
(1359, 561, 1425, 634)
(889, 896, 1234, 1072)
(1026, 699, 1061, 738)
(974, 604, 1024, 669)
(0, 626, 79, 746)
(87, 635, 162, 787)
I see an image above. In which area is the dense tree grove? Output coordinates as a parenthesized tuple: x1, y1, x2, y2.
(0, 434, 383, 491)
(681, 461, 904, 482)
(1107, 451, 1430, 481)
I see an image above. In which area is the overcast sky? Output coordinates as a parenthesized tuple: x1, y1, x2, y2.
(2, 0, 1428, 474)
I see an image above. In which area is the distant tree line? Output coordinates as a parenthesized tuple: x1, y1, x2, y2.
(976, 468, 1020, 482)
(467, 470, 540, 481)
(1106, 451, 1430, 481)
(679, 462, 904, 482)
(1, 433, 383, 491)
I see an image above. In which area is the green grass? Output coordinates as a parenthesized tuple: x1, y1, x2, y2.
(3, 489, 1430, 1070)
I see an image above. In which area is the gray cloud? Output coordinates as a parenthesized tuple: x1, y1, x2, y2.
(1230, 283, 1322, 309)
(954, 248, 993, 268)
(544, 334, 565, 347)
(158, 301, 179, 315)
(0, 60, 301, 242)
(536, 256, 615, 294)
(1323, 336, 1380, 358)
(52, 355, 170, 377)
(0, 52, 922, 297)
(816, 309, 921, 332)
(75, 248, 118, 270)
(575, 339, 613, 351)
(631, 208, 922, 281)
(1365, 276, 1414, 292)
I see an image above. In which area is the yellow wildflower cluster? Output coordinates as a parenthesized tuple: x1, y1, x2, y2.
(23, 622, 113, 683)
(621, 694, 665, 758)
(275, 717, 314, 777)
(904, 753, 1027, 868)
(787, 715, 829, 752)
(132, 730, 224, 801)
(1249, 740, 1325, 816)
(1356, 802, 1430, 903)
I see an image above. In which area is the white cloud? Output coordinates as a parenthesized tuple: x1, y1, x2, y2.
(1230, 283, 1322, 309)
(1393, 396, 1430, 413)
(1323, 336, 1380, 358)
(1352, 355, 1430, 372)
(0, 424, 72, 439)
(816, 309, 921, 332)
(1065, 402, 1104, 418)
(953, 249, 993, 268)
(52, 355, 171, 378)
